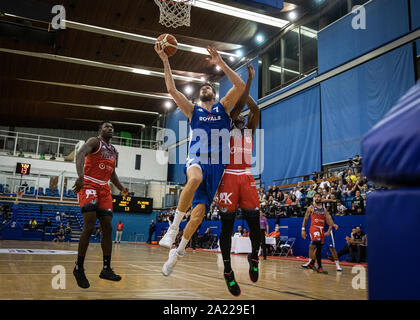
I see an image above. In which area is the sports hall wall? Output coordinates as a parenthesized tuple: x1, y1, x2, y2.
(254, 0, 418, 185)
(155, 215, 365, 259)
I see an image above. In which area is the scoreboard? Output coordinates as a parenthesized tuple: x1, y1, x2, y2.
(16, 163, 31, 175)
(112, 195, 153, 214)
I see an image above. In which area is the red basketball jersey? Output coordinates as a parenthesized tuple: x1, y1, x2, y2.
(310, 204, 326, 228)
(227, 127, 253, 170)
(83, 138, 118, 185)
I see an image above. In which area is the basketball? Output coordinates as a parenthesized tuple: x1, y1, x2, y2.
(157, 33, 178, 57)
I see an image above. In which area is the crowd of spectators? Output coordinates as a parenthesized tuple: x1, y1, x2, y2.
(156, 156, 373, 224)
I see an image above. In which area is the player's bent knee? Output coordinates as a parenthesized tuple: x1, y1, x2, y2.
(187, 175, 202, 188)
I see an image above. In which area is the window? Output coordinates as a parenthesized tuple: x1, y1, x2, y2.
(135, 154, 141, 170)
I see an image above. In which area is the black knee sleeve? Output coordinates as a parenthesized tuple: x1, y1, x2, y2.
(220, 212, 236, 262)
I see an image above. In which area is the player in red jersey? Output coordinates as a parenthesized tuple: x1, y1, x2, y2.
(301, 192, 335, 274)
(216, 63, 261, 296)
(72, 121, 129, 289)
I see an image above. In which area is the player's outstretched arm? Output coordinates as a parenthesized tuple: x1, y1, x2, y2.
(230, 62, 254, 121)
(206, 46, 245, 111)
(246, 96, 260, 134)
(72, 137, 100, 194)
(155, 42, 194, 120)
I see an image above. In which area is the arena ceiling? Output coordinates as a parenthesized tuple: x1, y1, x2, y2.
(0, 0, 318, 132)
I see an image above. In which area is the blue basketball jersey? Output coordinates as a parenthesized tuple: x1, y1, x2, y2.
(187, 102, 231, 165)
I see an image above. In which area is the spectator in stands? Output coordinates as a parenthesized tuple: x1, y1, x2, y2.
(146, 220, 155, 244)
(234, 226, 243, 236)
(53, 223, 65, 242)
(351, 155, 362, 173)
(115, 220, 124, 243)
(319, 176, 331, 192)
(43, 217, 52, 229)
(306, 185, 315, 206)
(242, 228, 249, 237)
(18, 149, 24, 157)
(344, 176, 355, 197)
(40, 153, 46, 160)
(352, 190, 365, 214)
(268, 225, 280, 239)
(336, 201, 348, 216)
(65, 222, 72, 242)
(29, 217, 37, 230)
(211, 205, 220, 221)
(21, 181, 29, 193)
(259, 210, 269, 260)
(55, 211, 61, 222)
(61, 212, 66, 219)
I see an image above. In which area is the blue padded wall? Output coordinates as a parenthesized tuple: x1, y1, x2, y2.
(318, 0, 410, 74)
(260, 86, 321, 186)
(112, 211, 157, 242)
(165, 107, 189, 143)
(411, 0, 420, 30)
(321, 44, 415, 164)
(367, 188, 420, 299)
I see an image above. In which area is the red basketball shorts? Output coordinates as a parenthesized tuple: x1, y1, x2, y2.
(309, 225, 325, 244)
(78, 181, 113, 217)
(217, 169, 259, 212)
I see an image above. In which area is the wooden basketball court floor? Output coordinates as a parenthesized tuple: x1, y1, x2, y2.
(0, 240, 367, 300)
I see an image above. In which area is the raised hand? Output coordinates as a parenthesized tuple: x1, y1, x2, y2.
(154, 41, 168, 61)
(206, 46, 224, 66)
(246, 62, 255, 80)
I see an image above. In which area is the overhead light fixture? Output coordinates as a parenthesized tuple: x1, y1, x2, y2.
(99, 106, 116, 111)
(200, 77, 206, 82)
(19, 79, 172, 100)
(215, 65, 221, 71)
(0, 48, 203, 83)
(269, 65, 300, 75)
(235, 50, 244, 58)
(185, 86, 193, 95)
(67, 118, 147, 128)
(229, 56, 235, 62)
(64, 20, 237, 58)
(256, 34, 264, 44)
(165, 101, 172, 109)
(288, 11, 297, 21)
(48, 101, 159, 115)
(192, 0, 289, 28)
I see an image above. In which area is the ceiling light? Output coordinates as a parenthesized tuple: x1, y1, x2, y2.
(215, 66, 221, 71)
(185, 86, 193, 94)
(165, 101, 172, 109)
(235, 50, 243, 58)
(256, 34, 264, 44)
(99, 106, 116, 111)
(192, 0, 289, 28)
(288, 11, 297, 21)
(200, 77, 206, 82)
(229, 56, 235, 62)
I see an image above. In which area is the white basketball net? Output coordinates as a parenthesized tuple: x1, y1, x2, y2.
(154, 0, 195, 28)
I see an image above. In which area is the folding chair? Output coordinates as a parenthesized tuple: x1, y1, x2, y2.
(279, 237, 296, 256)
(273, 236, 288, 256)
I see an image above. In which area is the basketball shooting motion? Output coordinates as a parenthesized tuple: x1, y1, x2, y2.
(72, 121, 128, 289)
(216, 62, 262, 296)
(154, 39, 245, 277)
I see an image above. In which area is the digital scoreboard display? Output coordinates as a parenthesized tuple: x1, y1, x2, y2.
(112, 195, 153, 214)
(16, 163, 31, 175)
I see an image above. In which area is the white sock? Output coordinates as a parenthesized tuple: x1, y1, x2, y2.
(336, 261, 341, 268)
(305, 259, 313, 265)
(171, 210, 185, 229)
(177, 236, 188, 256)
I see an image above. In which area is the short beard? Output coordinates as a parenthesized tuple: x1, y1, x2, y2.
(200, 94, 214, 102)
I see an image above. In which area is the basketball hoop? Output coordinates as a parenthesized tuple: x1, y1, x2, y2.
(154, 0, 195, 28)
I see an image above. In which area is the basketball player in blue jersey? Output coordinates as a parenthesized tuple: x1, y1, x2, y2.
(154, 43, 245, 276)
